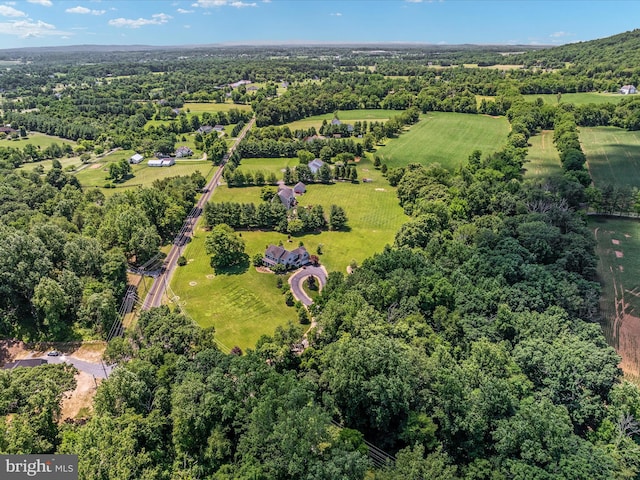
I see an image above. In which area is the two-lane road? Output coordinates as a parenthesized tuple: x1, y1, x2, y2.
(143, 117, 255, 310)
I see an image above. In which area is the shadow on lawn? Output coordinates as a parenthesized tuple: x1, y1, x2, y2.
(212, 254, 250, 276)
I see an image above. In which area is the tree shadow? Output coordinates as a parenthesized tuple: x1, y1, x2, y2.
(214, 254, 250, 275)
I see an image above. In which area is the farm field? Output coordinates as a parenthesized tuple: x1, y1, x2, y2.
(524, 130, 562, 180)
(376, 112, 510, 169)
(592, 217, 640, 380)
(284, 109, 401, 131)
(580, 126, 640, 189)
(1, 131, 75, 149)
(523, 92, 627, 105)
(183, 102, 252, 113)
(173, 155, 407, 348)
(20, 155, 82, 173)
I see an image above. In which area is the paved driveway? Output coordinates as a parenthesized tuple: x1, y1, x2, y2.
(288, 265, 328, 306)
(33, 354, 114, 379)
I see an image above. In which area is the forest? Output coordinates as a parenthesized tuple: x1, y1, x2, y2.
(1, 31, 640, 479)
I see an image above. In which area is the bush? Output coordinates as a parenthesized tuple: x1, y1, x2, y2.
(177, 256, 187, 266)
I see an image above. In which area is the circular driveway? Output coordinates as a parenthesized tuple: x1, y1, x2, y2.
(288, 266, 328, 306)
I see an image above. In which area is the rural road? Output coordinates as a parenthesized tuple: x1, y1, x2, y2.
(288, 266, 328, 306)
(143, 117, 255, 309)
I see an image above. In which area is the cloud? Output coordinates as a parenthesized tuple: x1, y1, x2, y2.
(108, 13, 172, 28)
(0, 5, 26, 17)
(66, 6, 106, 15)
(0, 19, 70, 37)
(193, 0, 257, 7)
(549, 31, 572, 38)
(177, 8, 194, 13)
(27, 0, 53, 6)
(329, 12, 342, 16)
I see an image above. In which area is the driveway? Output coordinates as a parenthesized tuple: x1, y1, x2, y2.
(288, 265, 328, 306)
(31, 353, 114, 379)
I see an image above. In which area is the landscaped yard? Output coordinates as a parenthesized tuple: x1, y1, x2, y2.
(580, 126, 640, 189)
(375, 112, 510, 170)
(524, 130, 562, 180)
(172, 154, 407, 349)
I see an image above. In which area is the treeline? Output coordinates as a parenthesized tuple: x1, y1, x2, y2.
(204, 200, 347, 234)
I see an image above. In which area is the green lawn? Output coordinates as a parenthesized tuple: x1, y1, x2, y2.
(375, 112, 510, 170)
(1, 132, 75, 149)
(20, 156, 82, 173)
(183, 102, 252, 113)
(173, 155, 408, 349)
(580, 127, 640, 189)
(235, 157, 299, 178)
(591, 217, 640, 380)
(522, 92, 627, 105)
(284, 109, 401, 131)
(524, 130, 562, 180)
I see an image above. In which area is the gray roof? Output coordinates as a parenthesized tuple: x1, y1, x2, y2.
(265, 245, 286, 259)
(294, 181, 306, 192)
(278, 187, 296, 206)
(308, 158, 324, 174)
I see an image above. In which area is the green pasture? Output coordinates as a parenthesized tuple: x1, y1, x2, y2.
(591, 216, 640, 380)
(523, 92, 627, 105)
(170, 229, 297, 351)
(1, 132, 75, 149)
(376, 112, 510, 170)
(20, 156, 81, 173)
(284, 109, 401, 131)
(524, 130, 562, 180)
(235, 157, 299, 178)
(581, 127, 640, 189)
(183, 102, 252, 113)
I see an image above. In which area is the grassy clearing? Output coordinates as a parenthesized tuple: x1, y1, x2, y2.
(1, 132, 75, 149)
(284, 109, 401, 131)
(20, 156, 82, 173)
(524, 130, 562, 180)
(580, 127, 640, 189)
(522, 92, 627, 105)
(170, 229, 298, 351)
(235, 157, 299, 177)
(591, 217, 640, 380)
(183, 102, 252, 113)
(375, 112, 510, 170)
(173, 155, 407, 349)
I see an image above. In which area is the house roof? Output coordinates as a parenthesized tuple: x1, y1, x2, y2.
(331, 118, 342, 125)
(290, 246, 308, 257)
(278, 187, 296, 205)
(622, 85, 636, 89)
(213, 125, 225, 131)
(308, 158, 324, 174)
(294, 181, 306, 192)
(198, 125, 213, 134)
(130, 153, 143, 161)
(265, 245, 286, 259)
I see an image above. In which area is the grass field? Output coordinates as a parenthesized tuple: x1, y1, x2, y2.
(522, 92, 627, 105)
(183, 102, 251, 113)
(524, 130, 562, 180)
(580, 127, 640, 189)
(1, 132, 75, 149)
(235, 157, 299, 177)
(172, 155, 407, 349)
(284, 109, 401, 131)
(375, 112, 510, 170)
(20, 155, 82, 173)
(592, 216, 640, 381)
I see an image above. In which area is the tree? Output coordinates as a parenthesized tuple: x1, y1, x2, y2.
(205, 223, 247, 271)
(329, 204, 348, 230)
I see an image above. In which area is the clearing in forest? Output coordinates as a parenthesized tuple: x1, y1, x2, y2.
(592, 216, 640, 381)
(376, 112, 509, 170)
(581, 126, 640, 189)
(524, 130, 562, 180)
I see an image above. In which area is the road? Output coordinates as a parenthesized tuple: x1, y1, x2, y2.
(29, 354, 114, 379)
(143, 117, 255, 310)
(288, 266, 328, 306)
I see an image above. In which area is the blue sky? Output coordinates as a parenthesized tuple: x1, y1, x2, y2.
(1, 1, 639, 48)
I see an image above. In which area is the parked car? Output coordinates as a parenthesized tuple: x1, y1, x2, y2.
(47, 350, 60, 356)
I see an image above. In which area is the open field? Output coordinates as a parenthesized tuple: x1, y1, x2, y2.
(524, 130, 562, 180)
(173, 155, 407, 349)
(580, 127, 640, 189)
(20, 155, 82, 173)
(170, 229, 298, 351)
(592, 217, 640, 381)
(523, 92, 627, 105)
(75, 157, 214, 192)
(236, 157, 299, 177)
(284, 109, 401, 131)
(183, 102, 252, 113)
(1, 131, 75, 149)
(376, 112, 510, 169)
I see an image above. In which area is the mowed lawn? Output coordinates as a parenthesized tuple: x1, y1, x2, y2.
(1, 132, 76, 149)
(581, 127, 640, 189)
(591, 217, 640, 379)
(524, 130, 562, 180)
(376, 112, 510, 170)
(173, 155, 407, 349)
(284, 109, 400, 131)
(522, 92, 627, 105)
(235, 157, 299, 177)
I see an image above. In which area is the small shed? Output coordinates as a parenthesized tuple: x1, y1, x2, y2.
(129, 153, 144, 164)
(294, 182, 306, 194)
(620, 85, 637, 95)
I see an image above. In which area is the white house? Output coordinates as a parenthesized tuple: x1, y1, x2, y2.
(129, 153, 144, 164)
(263, 245, 310, 269)
(620, 85, 637, 95)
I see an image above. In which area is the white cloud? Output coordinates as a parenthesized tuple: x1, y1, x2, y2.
(330, 12, 342, 16)
(108, 13, 172, 28)
(66, 6, 106, 15)
(0, 5, 26, 17)
(27, 0, 53, 6)
(193, 0, 257, 7)
(549, 31, 571, 38)
(177, 8, 194, 13)
(0, 19, 69, 37)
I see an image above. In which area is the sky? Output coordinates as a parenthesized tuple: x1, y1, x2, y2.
(1, 0, 639, 49)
